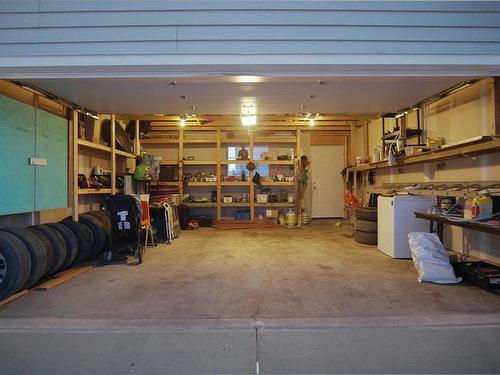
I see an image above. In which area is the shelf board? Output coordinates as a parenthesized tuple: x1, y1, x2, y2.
(184, 202, 216, 208)
(261, 181, 295, 186)
(221, 138, 250, 144)
(220, 181, 250, 186)
(221, 160, 250, 165)
(155, 182, 180, 187)
(183, 139, 217, 144)
(140, 138, 179, 144)
(77, 139, 111, 153)
(160, 160, 179, 165)
(114, 149, 136, 158)
(221, 202, 250, 207)
(78, 188, 112, 195)
(254, 137, 297, 144)
(187, 182, 217, 186)
(348, 137, 500, 172)
(256, 160, 294, 165)
(183, 160, 218, 165)
(254, 203, 295, 207)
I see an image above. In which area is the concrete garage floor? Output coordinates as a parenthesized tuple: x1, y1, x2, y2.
(0, 221, 499, 374)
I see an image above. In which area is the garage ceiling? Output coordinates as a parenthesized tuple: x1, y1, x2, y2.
(24, 76, 477, 115)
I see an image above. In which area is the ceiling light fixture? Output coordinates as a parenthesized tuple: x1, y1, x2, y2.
(179, 114, 187, 127)
(234, 76, 263, 83)
(241, 104, 257, 127)
(241, 115, 257, 126)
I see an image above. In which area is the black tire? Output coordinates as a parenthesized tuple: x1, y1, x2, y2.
(85, 211, 111, 252)
(60, 220, 94, 264)
(27, 228, 55, 277)
(46, 223, 78, 270)
(29, 225, 67, 274)
(1, 228, 47, 289)
(355, 207, 378, 222)
(79, 214, 107, 258)
(355, 219, 378, 233)
(354, 230, 378, 245)
(0, 231, 31, 300)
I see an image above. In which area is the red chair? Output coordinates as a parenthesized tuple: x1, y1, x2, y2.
(141, 200, 156, 248)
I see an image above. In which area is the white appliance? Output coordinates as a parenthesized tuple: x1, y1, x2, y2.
(377, 195, 436, 258)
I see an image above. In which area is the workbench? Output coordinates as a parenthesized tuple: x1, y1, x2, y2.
(414, 211, 500, 242)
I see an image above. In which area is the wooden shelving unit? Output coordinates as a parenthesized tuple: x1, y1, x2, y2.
(72, 114, 139, 221)
(221, 202, 251, 207)
(183, 160, 218, 165)
(255, 203, 295, 207)
(256, 160, 294, 165)
(140, 127, 301, 221)
(185, 202, 217, 208)
(77, 188, 113, 195)
(188, 182, 217, 187)
(220, 181, 250, 186)
(261, 181, 295, 186)
(347, 137, 500, 173)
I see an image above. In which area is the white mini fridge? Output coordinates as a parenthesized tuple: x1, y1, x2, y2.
(377, 195, 436, 258)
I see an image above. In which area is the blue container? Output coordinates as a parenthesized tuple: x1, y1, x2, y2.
(234, 209, 251, 220)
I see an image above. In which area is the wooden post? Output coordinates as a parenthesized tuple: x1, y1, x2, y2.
(296, 128, 302, 227)
(400, 115, 407, 145)
(178, 128, 184, 199)
(71, 110, 79, 221)
(216, 127, 222, 220)
(492, 77, 500, 136)
(134, 119, 140, 156)
(249, 131, 255, 221)
(111, 114, 116, 195)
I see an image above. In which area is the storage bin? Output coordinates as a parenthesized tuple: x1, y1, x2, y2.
(256, 194, 268, 203)
(235, 210, 250, 220)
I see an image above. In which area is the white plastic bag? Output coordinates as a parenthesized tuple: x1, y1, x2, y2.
(408, 232, 462, 284)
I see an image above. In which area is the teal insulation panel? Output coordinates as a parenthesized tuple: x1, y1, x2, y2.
(0, 95, 36, 215)
(34, 108, 68, 211)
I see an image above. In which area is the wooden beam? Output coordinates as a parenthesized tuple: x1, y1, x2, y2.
(35, 266, 93, 290)
(493, 77, 500, 136)
(71, 110, 79, 221)
(0, 289, 28, 307)
(216, 128, 222, 221)
(110, 114, 116, 195)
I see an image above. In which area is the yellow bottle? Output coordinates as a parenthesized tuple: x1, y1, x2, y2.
(471, 195, 493, 220)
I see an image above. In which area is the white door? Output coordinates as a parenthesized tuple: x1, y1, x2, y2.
(311, 145, 345, 218)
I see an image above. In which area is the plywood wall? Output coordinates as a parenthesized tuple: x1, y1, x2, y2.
(356, 78, 500, 264)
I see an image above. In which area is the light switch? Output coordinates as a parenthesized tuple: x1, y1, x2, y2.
(29, 157, 48, 166)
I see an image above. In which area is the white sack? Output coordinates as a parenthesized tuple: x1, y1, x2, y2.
(408, 232, 462, 284)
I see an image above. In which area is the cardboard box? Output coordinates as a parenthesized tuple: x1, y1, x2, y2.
(266, 209, 278, 218)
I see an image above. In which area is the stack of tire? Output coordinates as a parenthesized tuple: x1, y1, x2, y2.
(0, 211, 111, 301)
(354, 207, 378, 245)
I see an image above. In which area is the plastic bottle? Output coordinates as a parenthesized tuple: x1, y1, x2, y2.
(286, 209, 296, 227)
(471, 195, 493, 220)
